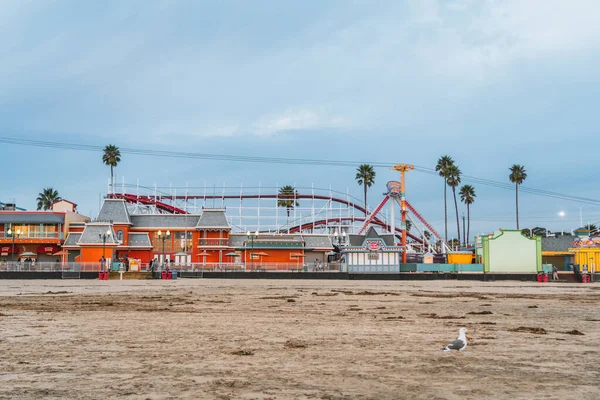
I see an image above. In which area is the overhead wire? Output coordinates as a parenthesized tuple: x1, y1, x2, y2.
(1, 136, 599, 206)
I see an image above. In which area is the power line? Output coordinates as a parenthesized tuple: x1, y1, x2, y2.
(1, 136, 599, 206)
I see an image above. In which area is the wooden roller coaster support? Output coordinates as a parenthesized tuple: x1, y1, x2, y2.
(392, 164, 414, 263)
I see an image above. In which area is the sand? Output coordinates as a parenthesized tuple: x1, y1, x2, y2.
(1, 279, 599, 399)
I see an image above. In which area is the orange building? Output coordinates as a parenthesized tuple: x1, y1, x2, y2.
(65, 199, 333, 270)
(0, 200, 89, 262)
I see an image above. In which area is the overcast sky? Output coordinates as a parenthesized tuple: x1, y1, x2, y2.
(1, 0, 599, 239)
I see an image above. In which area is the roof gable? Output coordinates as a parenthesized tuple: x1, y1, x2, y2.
(196, 209, 230, 229)
(64, 232, 82, 246)
(128, 233, 152, 247)
(97, 199, 131, 225)
(78, 224, 118, 245)
(348, 227, 397, 247)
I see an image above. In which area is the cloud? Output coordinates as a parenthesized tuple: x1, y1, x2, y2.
(254, 109, 349, 136)
(1, 0, 600, 143)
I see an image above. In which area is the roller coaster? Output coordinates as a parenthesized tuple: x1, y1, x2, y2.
(108, 178, 449, 254)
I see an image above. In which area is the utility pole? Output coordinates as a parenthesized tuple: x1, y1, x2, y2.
(462, 214, 466, 247)
(392, 164, 414, 264)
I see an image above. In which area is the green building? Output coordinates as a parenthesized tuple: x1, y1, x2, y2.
(476, 230, 542, 273)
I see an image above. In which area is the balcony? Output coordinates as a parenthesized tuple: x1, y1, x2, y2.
(0, 232, 63, 240)
(197, 238, 230, 247)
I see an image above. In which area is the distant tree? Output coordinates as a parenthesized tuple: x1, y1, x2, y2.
(355, 164, 376, 216)
(405, 220, 412, 232)
(509, 164, 527, 229)
(448, 238, 460, 248)
(36, 188, 60, 210)
(102, 144, 121, 192)
(530, 227, 548, 237)
(277, 185, 299, 218)
(435, 155, 455, 243)
(459, 184, 476, 245)
(521, 228, 532, 237)
(446, 165, 462, 246)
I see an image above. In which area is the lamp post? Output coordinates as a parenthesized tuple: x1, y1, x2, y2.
(247, 230, 259, 270)
(7, 228, 21, 262)
(558, 211, 565, 235)
(157, 230, 171, 268)
(99, 229, 111, 270)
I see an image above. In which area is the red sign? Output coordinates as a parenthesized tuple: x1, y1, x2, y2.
(368, 242, 381, 251)
(36, 245, 60, 254)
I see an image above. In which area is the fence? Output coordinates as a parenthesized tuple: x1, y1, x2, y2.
(0, 261, 338, 273)
(160, 262, 338, 272)
(0, 262, 100, 272)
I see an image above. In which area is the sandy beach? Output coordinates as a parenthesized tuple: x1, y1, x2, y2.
(1, 279, 599, 399)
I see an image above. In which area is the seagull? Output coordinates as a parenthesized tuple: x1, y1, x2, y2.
(441, 328, 468, 352)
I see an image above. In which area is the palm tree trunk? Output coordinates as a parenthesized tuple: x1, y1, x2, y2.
(364, 184, 367, 216)
(466, 204, 471, 246)
(110, 165, 114, 193)
(443, 181, 448, 243)
(515, 183, 519, 230)
(453, 187, 461, 246)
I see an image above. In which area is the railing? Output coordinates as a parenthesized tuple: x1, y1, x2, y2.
(161, 262, 337, 272)
(197, 238, 230, 246)
(0, 232, 63, 240)
(0, 261, 337, 273)
(0, 262, 101, 272)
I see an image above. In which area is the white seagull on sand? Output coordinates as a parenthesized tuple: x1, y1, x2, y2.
(441, 328, 468, 352)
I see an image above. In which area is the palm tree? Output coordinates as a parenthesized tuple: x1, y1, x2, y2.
(446, 165, 462, 246)
(102, 144, 121, 193)
(355, 164, 376, 216)
(423, 230, 432, 242)
(577, 224, 598, 235)
(509, 164, 527, 229)
(277, 185, 299, 219)
(459, 185, 476, 245)
(36, 187, 60, 210)
(435, 155, 454, 243)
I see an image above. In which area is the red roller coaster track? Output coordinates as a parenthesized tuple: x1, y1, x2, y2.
(109, 193, 369, 215)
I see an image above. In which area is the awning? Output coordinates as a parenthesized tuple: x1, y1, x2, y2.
(0, 245, 18, 254)
(36, 245, 60, 254)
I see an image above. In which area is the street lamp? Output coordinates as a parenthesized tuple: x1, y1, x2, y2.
(333, 229, 346, 246)
(558, 211, 565, 235)
(157, 230, 171, 267)
(99, 229, 111, 270)
(7, 228, 21, 262)
(247, 230, 259, 270)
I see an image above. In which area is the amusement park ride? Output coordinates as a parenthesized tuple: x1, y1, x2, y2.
(108, 164, 451, 257)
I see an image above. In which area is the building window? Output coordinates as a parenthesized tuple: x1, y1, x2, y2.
(177, 232, 193, 251)
(152, 232, 173, 252)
